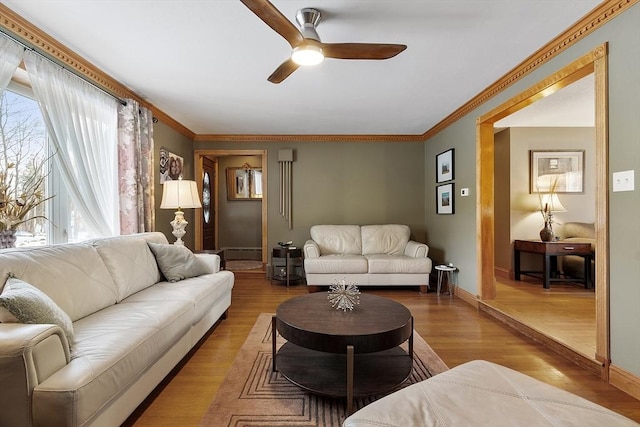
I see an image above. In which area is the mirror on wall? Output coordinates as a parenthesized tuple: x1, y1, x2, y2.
(226, 164, 263, 200)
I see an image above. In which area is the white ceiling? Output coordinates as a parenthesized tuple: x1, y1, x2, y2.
(2, 0, 601, 136)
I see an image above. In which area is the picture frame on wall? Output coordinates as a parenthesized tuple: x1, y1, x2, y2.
(159, 148, 184, 184)
(530, 150, 584, 193)
(226, 166, 263, 201)
(436, 183, 455, 215)
(436, 148, 454, 183)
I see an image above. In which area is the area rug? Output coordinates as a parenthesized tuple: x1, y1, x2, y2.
(200, 313, 448, 427)
(226, 260, 264, 271)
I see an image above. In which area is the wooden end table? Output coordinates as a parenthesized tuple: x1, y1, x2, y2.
(272, 293, 413, 415)
(514, 239, 592, 289)
(271, 247, 304, 286)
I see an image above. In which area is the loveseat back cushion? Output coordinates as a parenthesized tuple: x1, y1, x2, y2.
(361, 225, 410, 256)
(562, 222, 595, 239)
(93, 233, 165, 302)
(0, 244, 118, 322)
(310, 225, 362, 255)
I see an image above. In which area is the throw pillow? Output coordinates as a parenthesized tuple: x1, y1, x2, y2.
(147, 242, 209, 282)
(0, 276, 75, 345)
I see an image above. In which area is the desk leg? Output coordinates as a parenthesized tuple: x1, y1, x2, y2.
(543, 254, 551, 289)
(514, 249, 521, 280)
(346, 345, 354, 415)
(584, 254, 592, 289)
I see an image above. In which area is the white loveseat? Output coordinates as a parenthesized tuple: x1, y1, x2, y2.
(303, 225, 432, 292)
(0, 232, 234, 427)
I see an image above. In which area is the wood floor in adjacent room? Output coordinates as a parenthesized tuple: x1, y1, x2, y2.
(486, 277, 596, 359)
(124, 273, 640, 426)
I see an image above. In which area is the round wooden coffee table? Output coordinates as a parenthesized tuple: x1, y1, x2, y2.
(272, 292, 413, 414)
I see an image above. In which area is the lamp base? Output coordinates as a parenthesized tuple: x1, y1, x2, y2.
(170, 210, 188, 246)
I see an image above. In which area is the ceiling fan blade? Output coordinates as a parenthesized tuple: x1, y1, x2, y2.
(240, 0, 304, 48)
(268, 59, 300, 84)
(322, 43, 407, 60)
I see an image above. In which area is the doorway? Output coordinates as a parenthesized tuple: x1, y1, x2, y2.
(476, 44, 610, 377)
(193, 149, 268, 266)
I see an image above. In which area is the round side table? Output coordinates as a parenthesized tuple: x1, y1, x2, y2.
(434, 264, 458, 296)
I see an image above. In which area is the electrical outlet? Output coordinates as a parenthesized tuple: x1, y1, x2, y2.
(613, 170, 634, 192)
(461, 188, 469, 196)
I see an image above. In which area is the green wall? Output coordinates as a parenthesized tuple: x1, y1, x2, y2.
(192, 141, 427, 250)
(153, 122, 197, 249)
(424, 3, 640, 377)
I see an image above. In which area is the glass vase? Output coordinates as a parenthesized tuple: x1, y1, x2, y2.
(0, 229, 17, 249)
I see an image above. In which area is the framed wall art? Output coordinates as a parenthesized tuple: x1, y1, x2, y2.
(226, 165, 263, 200)
(436, 183, 455, 215)
(530, 150, 584, 193)
(159, 148, 184, 184)
(436, 148, 454, 183)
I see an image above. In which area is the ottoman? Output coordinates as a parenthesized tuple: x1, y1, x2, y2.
(343, 360, 638, 426)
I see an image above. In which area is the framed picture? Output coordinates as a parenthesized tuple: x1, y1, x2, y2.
(159, 148, 184, 184)
(530, 150, 584, 193)
(436, 183, 455, 215)
(436, 148, 454, 183)
(226, 166, 263, 200)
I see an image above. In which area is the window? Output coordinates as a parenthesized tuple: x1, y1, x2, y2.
(2, 83, 93, 246)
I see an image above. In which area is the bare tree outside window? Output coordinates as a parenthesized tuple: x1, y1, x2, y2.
(0, 90, 51, 246)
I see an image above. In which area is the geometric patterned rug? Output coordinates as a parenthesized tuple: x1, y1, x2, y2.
(199, 313, 449, 427)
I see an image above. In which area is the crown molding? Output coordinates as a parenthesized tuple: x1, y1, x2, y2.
(193, 133, 424, 143)
(422, 0, 637, 141)
(0, 4, 195, 140)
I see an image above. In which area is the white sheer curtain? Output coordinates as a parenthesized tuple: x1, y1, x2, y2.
(0, 35, 24, 95)
(23, 51, 120, 237)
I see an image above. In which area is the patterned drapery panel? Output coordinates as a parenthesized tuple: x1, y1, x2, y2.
(118, 100, 155, 234)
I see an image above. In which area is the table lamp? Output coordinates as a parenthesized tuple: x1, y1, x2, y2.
(160, 179, 202, 245)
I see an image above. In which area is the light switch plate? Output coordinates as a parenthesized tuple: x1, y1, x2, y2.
(461, 188, 469, 196)
(613, 170, 634, 192)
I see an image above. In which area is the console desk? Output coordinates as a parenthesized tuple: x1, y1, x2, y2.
(513, 239, 592, 289)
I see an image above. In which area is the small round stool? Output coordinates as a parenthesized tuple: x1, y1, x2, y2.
(435, 264, 458, 296)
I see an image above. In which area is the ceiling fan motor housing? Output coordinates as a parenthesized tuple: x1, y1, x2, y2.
(296, 8, 321, 41)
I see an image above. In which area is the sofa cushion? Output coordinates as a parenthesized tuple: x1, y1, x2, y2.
(343, 360, 638, 427)
(0, 277, 74, 345)
(304, 254, 368, 274)
(33, 297, 193, 427)
(366, 254, 432, 274)
(310, 225, 362, 255)
(361, 225, 410, 255)
(93, 235, 163, 301)
(0, 244, 118, 322)
(147, 242, 209, 282)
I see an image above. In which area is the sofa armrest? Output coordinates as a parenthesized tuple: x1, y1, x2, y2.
(304, 240, 320, 258)
(404, 240, 430, 258)
(194, 253, 221, 273)
(0, 323, 70, 427)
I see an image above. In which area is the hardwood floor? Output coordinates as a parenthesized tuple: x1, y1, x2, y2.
(484, 277, 596, 358)
(124, 274, 640, 426)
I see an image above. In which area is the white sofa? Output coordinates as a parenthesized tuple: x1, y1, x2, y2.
(343, 360, 638, 426)
(0, 232, 234, 427)
(303, 225, 432, 292)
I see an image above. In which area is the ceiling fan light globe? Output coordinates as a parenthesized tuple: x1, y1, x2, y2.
(291, 45, 324, 66)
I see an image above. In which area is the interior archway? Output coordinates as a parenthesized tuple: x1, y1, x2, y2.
(476, 44, 609, 377)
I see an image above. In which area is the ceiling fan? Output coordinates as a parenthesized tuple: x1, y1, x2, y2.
(240, 0, 407, 83)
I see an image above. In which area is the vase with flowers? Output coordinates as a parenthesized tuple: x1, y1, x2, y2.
(0, 160, 53, 249)
(536, 177, 563, 242)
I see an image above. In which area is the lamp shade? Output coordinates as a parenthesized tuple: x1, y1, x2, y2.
(160, 180, 202, 209)
(539, 193, 566, 212)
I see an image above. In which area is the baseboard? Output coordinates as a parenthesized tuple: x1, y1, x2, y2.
(454, 286, 478, 308)
(610, 363, 640, 401)
(478, 302, 604, 377)
(494, 267, 511, 280)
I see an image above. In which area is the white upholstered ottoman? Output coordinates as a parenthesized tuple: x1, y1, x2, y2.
(343, 360, 638, 427)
